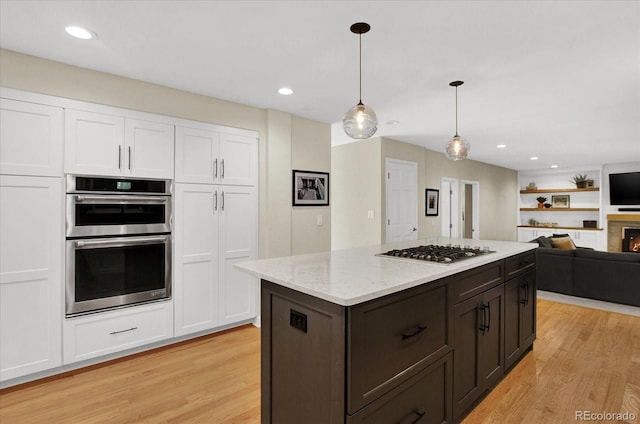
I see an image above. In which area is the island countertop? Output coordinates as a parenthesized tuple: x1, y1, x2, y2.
(235, 237, 537, 306)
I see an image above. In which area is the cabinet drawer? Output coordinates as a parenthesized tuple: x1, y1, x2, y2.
(453, 262, 504, 304)
(347, 352, 452, 424)
(64, 301, 173, 364)
(505, 251, 536, 279)
(348, 280, 450, 413)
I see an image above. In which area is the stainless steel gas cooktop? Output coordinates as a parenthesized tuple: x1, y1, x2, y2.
(378, 244, 495, 264)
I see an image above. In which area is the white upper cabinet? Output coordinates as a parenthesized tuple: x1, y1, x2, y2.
(175, 126, 220, 184)
(219, 133, 258, 187)
(0, 98, 63, 177)
(175, 125, 257, 186)
(124, 119, 175, 178)
(65, 109, 174, 178)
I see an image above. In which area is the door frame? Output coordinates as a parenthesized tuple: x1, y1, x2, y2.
(441, 177, 459, 238)
(461, 180, 480, 240)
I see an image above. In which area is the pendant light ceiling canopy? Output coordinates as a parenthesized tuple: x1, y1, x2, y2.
(342, 22, 378, 140)
(445, 80, 470, 161)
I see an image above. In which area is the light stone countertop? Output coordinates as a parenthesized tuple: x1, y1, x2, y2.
(235, 237, 537, 306)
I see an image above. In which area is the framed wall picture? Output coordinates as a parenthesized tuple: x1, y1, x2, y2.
(292, 170, 329, 206)
(551, 194, 570, 208)
(426, 188, 439, 216)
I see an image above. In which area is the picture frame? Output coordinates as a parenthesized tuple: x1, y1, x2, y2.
(292, 170, 329, 206)
(551, 194, 570, 208)
(425, 188, 439, 216)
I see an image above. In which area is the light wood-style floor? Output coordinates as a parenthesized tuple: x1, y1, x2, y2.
(1, 299, 639, 423)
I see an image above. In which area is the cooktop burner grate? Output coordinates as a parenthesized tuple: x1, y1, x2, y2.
(378, 244, 494, 263)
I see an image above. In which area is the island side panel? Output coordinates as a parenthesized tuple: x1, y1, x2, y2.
(261, 280, 346, 424)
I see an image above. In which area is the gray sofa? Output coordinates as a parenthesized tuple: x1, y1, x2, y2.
(534, 243, 640, 307)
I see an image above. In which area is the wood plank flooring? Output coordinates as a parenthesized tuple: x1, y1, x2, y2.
(1, 299, 639, 423)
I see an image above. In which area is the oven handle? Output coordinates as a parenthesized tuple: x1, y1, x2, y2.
(74, 195, 168, 204)
(74, 235, 169, 249)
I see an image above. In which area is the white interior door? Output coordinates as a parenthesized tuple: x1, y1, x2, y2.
(441, 177, 460, 238)
(386, 159, 418, 243)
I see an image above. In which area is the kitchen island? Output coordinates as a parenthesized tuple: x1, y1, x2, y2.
(236, 238, 537, 424)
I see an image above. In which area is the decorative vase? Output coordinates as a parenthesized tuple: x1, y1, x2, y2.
(576, 181, 587, 189)
(537, 203, 544, 208)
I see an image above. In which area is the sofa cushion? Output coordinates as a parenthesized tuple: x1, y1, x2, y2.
(530, 236, 553, 248)
(550, 235, 576, 250)
(574, 249, 640, 263)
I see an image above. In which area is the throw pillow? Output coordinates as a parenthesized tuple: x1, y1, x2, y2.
(550, 235, 576, 250)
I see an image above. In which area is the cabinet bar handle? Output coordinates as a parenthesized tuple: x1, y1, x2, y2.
(403, 409, 426, 424)
(221, 191, 225, 211)
(213, 190, 218, 211)
(128, 146, 132, 170)
(118, 145, 122, 169)
(486, 302, 492, 332)
(401, 325, 427, 340)
(221, 159, 225, 179)
(479, 304, 488, 334)
(110, 327, 137, 335)
(213, 158, 218, 178)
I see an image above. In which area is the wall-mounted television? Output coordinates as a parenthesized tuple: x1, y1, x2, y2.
(609, 172, 640, 205)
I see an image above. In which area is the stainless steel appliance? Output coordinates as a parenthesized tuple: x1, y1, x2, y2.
(65, 175, 172, 316)
(378, 244, 494, 263)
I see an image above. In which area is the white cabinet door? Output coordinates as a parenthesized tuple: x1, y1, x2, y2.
(1, 99, 63, 177)
(65, 109, 124, 176)
(66, 110, 175, 178)
(0, 176, 62, 381)
(173, 184, 220, 336)
(63, 301, 173, 364)
(218, 185, 257, 325)
(219, 133, 258, 186)
(124, 119, 174, 178)
(572, 231, 600, 249)
(517, 228, 537, 242)
(174, 126, 219, 184)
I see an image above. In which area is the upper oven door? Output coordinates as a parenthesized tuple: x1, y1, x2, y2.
(66, 194, 171, 237)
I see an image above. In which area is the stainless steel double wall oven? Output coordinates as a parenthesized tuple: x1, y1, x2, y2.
(65, 175, 172, 316)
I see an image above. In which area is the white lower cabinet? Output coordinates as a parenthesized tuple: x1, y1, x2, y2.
(517, 227, 601, 249)
(174, 183, 257, 337)
(63, 301, 174, 364)
(0, 176, 63, 382)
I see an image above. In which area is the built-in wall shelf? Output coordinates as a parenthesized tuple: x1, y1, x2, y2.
(519, 188, 599, 194)
(517, 225, 603, 231)
(519, 207, 600, 212)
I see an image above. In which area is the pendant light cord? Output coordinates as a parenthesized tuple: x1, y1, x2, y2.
(359, 32, 362, 104)
(455, 85, 459, 137)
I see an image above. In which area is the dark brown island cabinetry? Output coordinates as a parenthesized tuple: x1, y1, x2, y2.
(261, 252, 536, 424)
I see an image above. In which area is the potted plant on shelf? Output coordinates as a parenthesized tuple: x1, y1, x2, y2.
(536, 196, 547, 208)
(571, 173, 589, 189)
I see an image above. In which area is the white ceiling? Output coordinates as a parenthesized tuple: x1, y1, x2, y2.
(1, 0, 639, 171)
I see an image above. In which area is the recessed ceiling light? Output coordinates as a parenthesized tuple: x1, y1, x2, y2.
(550, 165, 559, 169)
(496, 144, 506, 149)
(530, 156, 539, 160)
(65, 25, 96, 40)
(278, 87, 293, 95)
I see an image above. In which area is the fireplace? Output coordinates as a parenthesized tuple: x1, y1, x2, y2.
(623, 227, 640, 253)
(607, 214, 640, 252)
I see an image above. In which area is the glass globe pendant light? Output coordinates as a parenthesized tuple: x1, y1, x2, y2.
(445, 81, 470, 161)
(343, 22, 378, 139)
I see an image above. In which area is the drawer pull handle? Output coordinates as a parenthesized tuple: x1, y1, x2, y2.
(401, 325, 427, 340)
(403, 409, 426, 424)
(110, 327, 138, 335)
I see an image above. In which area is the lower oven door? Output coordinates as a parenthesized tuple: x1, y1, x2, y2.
(66, 234, 171, 316)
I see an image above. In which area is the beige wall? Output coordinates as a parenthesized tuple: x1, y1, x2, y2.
(331, 138, 382, 250)
(0, 49, 332, 258)
(332, 136, 518, 249)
